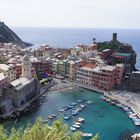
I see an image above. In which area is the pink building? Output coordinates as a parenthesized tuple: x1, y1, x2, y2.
(76, 64, 124, 91)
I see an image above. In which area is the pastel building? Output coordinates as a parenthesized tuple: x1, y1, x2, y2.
(30, 57, 51, 77)
(76, 63, 124, 91)
(0, 64, 16, 83)
(68, 59, 85, 80)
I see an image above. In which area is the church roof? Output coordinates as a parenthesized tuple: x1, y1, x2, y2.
(11, 77, 34, 90)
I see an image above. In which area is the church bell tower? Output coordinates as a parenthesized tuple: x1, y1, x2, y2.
(21, 54, 32, 79)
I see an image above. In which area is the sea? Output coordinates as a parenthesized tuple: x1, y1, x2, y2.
(12, 27, 140, 69)
(4, 27, 140, 140)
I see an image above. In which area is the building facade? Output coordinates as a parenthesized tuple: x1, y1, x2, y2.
(0, 64, 16, 83)
(77, 64, 124, 91)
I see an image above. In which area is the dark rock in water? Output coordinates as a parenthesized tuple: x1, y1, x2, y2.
(0, 21, 32, 48)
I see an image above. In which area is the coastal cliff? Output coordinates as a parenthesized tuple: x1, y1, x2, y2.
(0, 22, 32, 47)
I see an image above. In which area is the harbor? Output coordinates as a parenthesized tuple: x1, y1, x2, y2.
(2, 89, 140, 140)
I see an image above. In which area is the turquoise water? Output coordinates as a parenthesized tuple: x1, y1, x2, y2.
(2, 89, 140, 140)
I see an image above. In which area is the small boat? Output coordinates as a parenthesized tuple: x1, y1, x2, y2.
(134, 121, 140, 126)
(110, 101, 115, 105)
(122, 106, 130, 111)
(51, 114, 56, 118)
(71, 102, 77, 106)
(48, 116, 53, 119)
(127, 111, 134, 115)
(133, 118, 140, 122)
(86, 101, 93, 104)
(76, 99, 82, 103)
(42, 119, 48, 123)
(74, 122, 82, 125)
(64, 115, 71, 120)
(68, 105, 74, 109)
(75, 108, 82, 113)
(72, 124, 80, 128)
(129, 113, 138, 119)
(115, 103, 123, 108)
(71, 112, 78, 116)
(59, 108, 65, 112)
(80, 104, 86, 108)
(82, 133, 93, 137)
(76, 117, 85, 123)
(70, 127, 76, 131)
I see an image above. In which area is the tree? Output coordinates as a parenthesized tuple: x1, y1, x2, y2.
(0, 118, 100, 140)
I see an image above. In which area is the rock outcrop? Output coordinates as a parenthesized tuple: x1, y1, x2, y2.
(0, 22, 32, 48)
(97, 33, 137, 71)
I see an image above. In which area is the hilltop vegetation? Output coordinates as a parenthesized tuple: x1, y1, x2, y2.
(0, 118, 100, 140)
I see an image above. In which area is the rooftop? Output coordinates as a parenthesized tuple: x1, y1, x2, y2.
(11, 77, 34, 90)
(0, 64, 10, 71)
(0, 73, 6, 81)
(80, 64, 116, 73)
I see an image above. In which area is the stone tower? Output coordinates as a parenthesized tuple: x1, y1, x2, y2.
(21, 54, 32, 79)
(112, 33, 117, 42)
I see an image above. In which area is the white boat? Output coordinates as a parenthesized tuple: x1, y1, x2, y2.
(71, 111, 78, 116)
(86, 101, 93, 104)
(76, 117, 85, 123)
(82, 133, 93, 137)
(129, 113, 138, 119)
(74, 122, 82, 125)
(133, 118, 140, 122)
(70, 127, 76, 131)
(59, 109, 65, 112)
(115, 103, 123, 108)
(72, 124, 81, 128)
(80, 104, 86, 108)
(48, 116, 54, 119)
(122, 106, 130, 111)
(42, 119, 48, 123)
(64, 115, 71, 120)
(71, 102, 77, 106)
(134, 122, 140, 126)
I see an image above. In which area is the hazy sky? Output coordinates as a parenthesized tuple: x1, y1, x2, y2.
(0, 0, 140, 28)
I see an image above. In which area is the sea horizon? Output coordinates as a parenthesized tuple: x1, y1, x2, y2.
(12, 27, 140, 69)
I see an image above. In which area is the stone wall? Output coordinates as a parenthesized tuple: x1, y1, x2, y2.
(127, 72, 140, 93)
